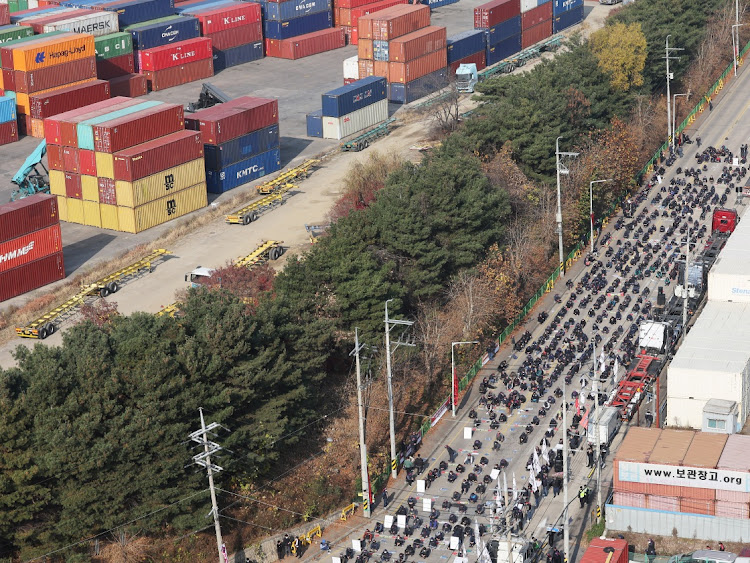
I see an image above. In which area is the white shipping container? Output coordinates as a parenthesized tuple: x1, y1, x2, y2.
(343, 55, 359, 80)
(43, 11, 120, 37)
(322, 98, 388, 140)
(28, 0, 39, 8)
(521, 0, 537, 11)
(709, 268, 750, 303)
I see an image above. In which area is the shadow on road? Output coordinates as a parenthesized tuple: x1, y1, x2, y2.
(281, 137, 313, 168)
(63, 232, 116, 276)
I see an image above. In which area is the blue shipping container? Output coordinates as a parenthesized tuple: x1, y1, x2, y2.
(485, 33, 520, 66)
(552, 0, 582, 16)
(77, 101, 161, 150)
(10, 8, 60, 23)
(204, 124, 280, 169)
(206, 148, 282, 193)
(263, 10, 332, 40)
(553, 4, 583, 32)
(306, 110, 322, 138)
(0, 96, 16, 124)
(446, 30, 484, 64)
(213, 41, 264, 72)
(125, 15, 200, 50)
(420, 0, 459, 9)
(322, 76, 387, 118)
(388, 67, 448, 104)
(373, 40, 388, 62)
(104, 0, 175, 27)
(175, 0, 236, 13)
(258, 0, 331, 22)
(485, 15, 520, 47)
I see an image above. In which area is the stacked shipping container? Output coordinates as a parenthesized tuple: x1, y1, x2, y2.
(0, 194, 65, 303)
(446, 28, 484, 75)
(314, 75, 387, 139)
(259, 0, 344, 60)
(44, 96, 208, 232)
(0, 91, 17, 143)
(552, 0, 582, 34)
(95, 31, 147, 95)
(185, 95, 281, 193)
(334, 0, 407, 46)
(520, 0, 551, 50)
(474, 0, 520, 66)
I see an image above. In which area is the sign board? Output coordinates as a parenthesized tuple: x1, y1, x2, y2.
(450, 537, 460, 550)
(397, 515, 407, 529)
(423, 498, 431, 512)
(417, 479, 425, 493)
(463, 427, 473, 439)
(618, 461, 750, 492)
(384, 515, 394, 529)
(431, 398, 450, 425)
(352, 540, 362, 552)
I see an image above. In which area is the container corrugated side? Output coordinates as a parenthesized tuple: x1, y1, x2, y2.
(43, 95, 133, 145)
(0, 94, 16, 122)
(645, 495, 679, 512)
(339, 0, 406, 28)
(205, 148, 281, 193)
(115, 158, 205, 207)
(717, 490, 750, 503)
(75, 99, 161, 150)
(448, 51, 485, 75)
(612, 492, 646, 509)
(66, 197, 83, 224)
(94, 31, 132, 60)
(552, 4, 582, 32)
(265, 27, 345, 59)
(371, 4, 430, 41)
(23, 9, 93, 34)
(0, 30, 69, 69)
(715, 501, 750, 519)
(181, 2, 261, 34)
(552, 0, 581, 16)
(521, 18, 549, 49)
(108, 72, 147, 96)
(185, 96, 278, 145)
(484, 14, 520, 46)
(322, 98, 387, 140)
(49, 170, 65, 196)
(113, 130, 204, 181)
(679, 498, 715, 516)
(203, 123, 278, 170)
(521, 0, 550, 29)
(212, 40, 263, 72)
(682, 432, 727, 469)
(96, 52, 134, 79)
(137, 36, 212, 71)
(485, 33, 520, 65)
(47, 143, 64, 170)
(64, 172, 81, 198)
(96, 152, 114, 179)
(13, 56, 96, 94)
(93, 103, 184, 153)
(29, 79, 110, 120)
(81, 174, 99, 201)
(99, 0, 175, 28)
(99, 202, 118, 229)
(614, 428, 662, 463)
(258, 0, 330, 22)
(43, 10, 118, 36)
(388, 48, 446, 84)
(0, 193, 59, 244)
(321, 75, 387, 118)
(82, 199, 100, 227)
(205, 22, 262, 49)
(12, 33, 94, 71)
(124, 14, 200, 50)
(335, 0, 380, 9)
(306, 109, 322, 138)
(98, 177, 117, 205)
(141, 57, 213, 91)
(0, 24, 34, 44)
(0, 223, 62, 272)
(14, 78, 98, 116)
(0, 251, 65, 302)
(116, 182, 207, 233)
(388, 66, 447, 103)
(474, 0, 520, 29)
(388, 26, 446, 62)
(717, 434, 750, 471)
(263, 11, 332, 41)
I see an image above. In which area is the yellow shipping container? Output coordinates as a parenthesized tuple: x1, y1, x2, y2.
(13, 34, 94, 72)
(96, 152, 114, 180)
(100, 203, 119, 231)
(81, 175, 99, 202)
(115, 158, 206, 208)
(50, 170, 66, 196)
(14, 78, 95, 115)
(67, 198, 84, 224)
(57, 195, 68, 222)
(116, 182, 207, 234)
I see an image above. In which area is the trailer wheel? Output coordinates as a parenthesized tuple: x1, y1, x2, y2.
(99, 287, 110, 298)
(45, 323, 56, 335)
(363, 139, 370, 149)
(251, 211, 258, 222)
(38, 327, 48, 340)
(107, 281, 119, 293)
(243, 214, 252, 225)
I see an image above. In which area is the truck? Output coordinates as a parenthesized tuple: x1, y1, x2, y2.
(587, 405, 622, 446)
(638, 321, 673, 355)
(185, 266, 216, 288)
(456, 63, 478, 93)
(487, 538, 533, 563)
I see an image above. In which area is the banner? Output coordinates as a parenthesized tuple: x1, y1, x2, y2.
(431, 398, 450, 426)
(618, 461, 750, 492)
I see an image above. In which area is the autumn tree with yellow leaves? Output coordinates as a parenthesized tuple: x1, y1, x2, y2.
(590, 22, 648, 92)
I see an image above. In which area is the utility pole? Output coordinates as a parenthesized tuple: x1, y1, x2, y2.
(555, 137, 579, 275)
(352, 328, 372, 517)
(665, 36, 684, 148)
(682, 223, 690, 335)
(733, 24, 745, 77)
(593, 341, 602, 524)
(189, 409, 228, 563)
(562, 373, 570, 562)
(384, 299, 415, 479)
(503, 470, 512, 563)
(672, 92, 691, 149)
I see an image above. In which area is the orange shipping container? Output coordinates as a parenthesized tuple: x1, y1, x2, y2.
(358, 58, 374, 78)
(679, 497, 714, 516)
(680, 486, 716, 501)
(649, 429, 695, 465)
(12, 34, 95, 72)
(373, 60, 389, 81)
(359, 4, 430, 41)
(358, 38, 373, 59)
(388, 26, 447, 62)
(388, 48, 446, 83)
(682, 432, 727, 468)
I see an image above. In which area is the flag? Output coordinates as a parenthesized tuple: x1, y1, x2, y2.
(575, 396, 580, 416)
(512, 472, 518, 501)
(503, 471, 508, 500)
(532, 449, 542, 475)
(529, 468, 538, 492)
(475, 520, 493, 563)
(599, 352, 606, 373)
(541, 440, 549, 465)
(614, 357, 620, 379)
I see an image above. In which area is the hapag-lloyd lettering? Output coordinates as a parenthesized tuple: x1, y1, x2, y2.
(0, 241, 35, 264)
(48, 44, 87, 60)
(171, 50, 197, 61)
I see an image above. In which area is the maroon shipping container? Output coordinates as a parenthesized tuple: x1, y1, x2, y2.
(0, 194, 59, 244)
(141, 58, 214, 92)
(29, 80, 110, 120)
(337, 0, 408, 29)
(0, 4, 8, 26)
(336, 0, 385, 10)
(183, 2, 261, 34)
(0, 224, 63, 273)
(474, 0, 520, 29)
(265, 28, 345, 60)
(14, 57, 97, 95)
(0, 119, 18, 145)
(47, 143, 64, 171)
(43, 96, 132, 145)
(62, 146, 79, 173)
(138, 37, 213, 72)
(388, 48, 446, 83)
(205, 22, 262, 50)
(98, 178, 116, 205)
(0, 252, 66, 303)
(361, 5, 431, 41)
(108, 74, 148, 98)
(113, 130, 203, 182)
(521, 19, 550, 49)
(521, 2, 551, 30)
(79, 149, 97, 176)
(449, 50, 486, 74)
(27, 9, 94, 34)
(388, 26, 447, 62)
(64, 172, 81, 199)
(58, 98, 142, 147)
(16, 114, 31, 137)
(96, 53, 135, 80)
(1, 68, 15, 91)
(92, 103, 184, 153)
(185, 96, 278, 145)
(0, 32, 75, 69)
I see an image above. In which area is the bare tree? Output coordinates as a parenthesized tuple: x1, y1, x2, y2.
(428, 83, 461, 135)
(446, 271, 495, 339)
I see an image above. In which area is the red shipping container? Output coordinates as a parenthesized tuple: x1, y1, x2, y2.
(0, 32, 75, 69)
(108, 74, 148, 98)
(335, 0, 381, 10)
(388, 48, 446, 83)
(96, 53, 135, 80)
(338, 0, 407, 28)
(93, 103, 184, 153)
(388, 26, 447, 62)
(0, 194, 59, 244)
(29, 80, 110, 120)
(0, 4, 8, 26)
(265, 28, 345, 60)
(521, 1, 551, 30)
(1, 68, 15, 91)
(142, 58, 214, 92)
(373, 60, 388, 80)
(205, 23, 263, 50)
(13, 57, 97, 95)
(340, 25, 358, 45)
(358, 38, 373, 59)
(64, 172, 81, 199)
(113, 130, 204, 182)
(182, 2, 261, 34)
(138, 37, 213, 72)
(358, 58, 373, 77)
(27, 9, 94, 34)
(79, 149, 97, 176)
(0, 224, 63, 273)
(62, 146, 79, 173)
(0, 119, 18, 145)
(43, 96, 134, 145)
(521, 19, 550, 49)
(59, 98, 142, 147)
(474, 0, 520, 29)
(47, 144, 64, 171)
(185, 96, 278, 145)
(449, 50, 486, 74)
(0, 252, 66, 303)
(98, 177, 116, 205)
(344, 77, 356, 85)
(360, 4, 430, 41)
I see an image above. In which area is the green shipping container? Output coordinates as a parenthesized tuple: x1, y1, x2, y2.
(95, 32, 133, 61)
(8, 0, 28, 12)
(0, 31, 67, 51)
(0, 25, 34, 44)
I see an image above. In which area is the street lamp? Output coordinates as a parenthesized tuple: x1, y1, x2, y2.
(555, 137, 579, 274)
(733, 24, 745, 77)
(589, 179, 613, 254)
(672, 92, 691, 149)
(451, 341, 478, 417)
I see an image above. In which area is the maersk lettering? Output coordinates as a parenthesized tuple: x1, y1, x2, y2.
(0, 241, 35, 264)
(237, 164, 263, 178)
(171, 50, 196, 62)
(72, 21, 112, 33)
(223, 15, 246, 24)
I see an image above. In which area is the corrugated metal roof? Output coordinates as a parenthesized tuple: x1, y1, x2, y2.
(682, 431, 727, 468)
(649, 428, 695, 464)
(708, 212, 750, 278)
(614, 427, 661, 462)
(717, 434, 750, 470)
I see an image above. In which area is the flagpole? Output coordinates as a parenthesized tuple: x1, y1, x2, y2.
(503, 469, 513, 563)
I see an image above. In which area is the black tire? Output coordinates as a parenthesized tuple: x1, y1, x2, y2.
(107, 281, 119, 293)
(38, 327, 48, 340)
(99, 287, 110, 298)
(243, 214, 252, 225)
(251, 211, 258, 222)
(45, 323, 56, 335)
(356, 142, 364, 151)
(363, 140, 370, 149)
(270, 247, 279, 260)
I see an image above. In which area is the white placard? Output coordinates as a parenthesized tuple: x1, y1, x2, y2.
(417, 479, 425, 493)
(423, 498, 431, 512)
(450, 536, 460, 550)
(734, 158, 740, 167)
(332, 558, 341, 563)
(463, 427, 473, 439)
(384, 515, 394, 529)
(618, 461, 750, 492)
(397, 514, 407, 529)
(352, 540, 361, 552)
(490, 468, 500, 480)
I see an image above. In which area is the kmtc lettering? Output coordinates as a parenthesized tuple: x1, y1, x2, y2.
(237, 164, 262, 178)
(171, 50, 196, 61)
(0, 241, 35, 264)
(223, 15, 246, 24)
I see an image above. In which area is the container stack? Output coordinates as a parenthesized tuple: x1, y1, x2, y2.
(94, 31, 147, 96)
(446, 29, 484, 75)
(44, 96, 208, 233)
(334, 0, 406, 46)
(185, 96, 281, 194)
(474, 0, 520, 66)
(0, 91, 18, 144)
(176, 2, 263, 72)
(0, 24, 34, 46)
(552, 0, 582, 34)
(263, 0, 344, 60)
(28, 80, 111, 138)
(316, 76, 387, 139)
(0, 194, 65, 303)
(11, 6, 119, 37)
(420, 0, 459, 11)
(520, 0, 551, 50)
